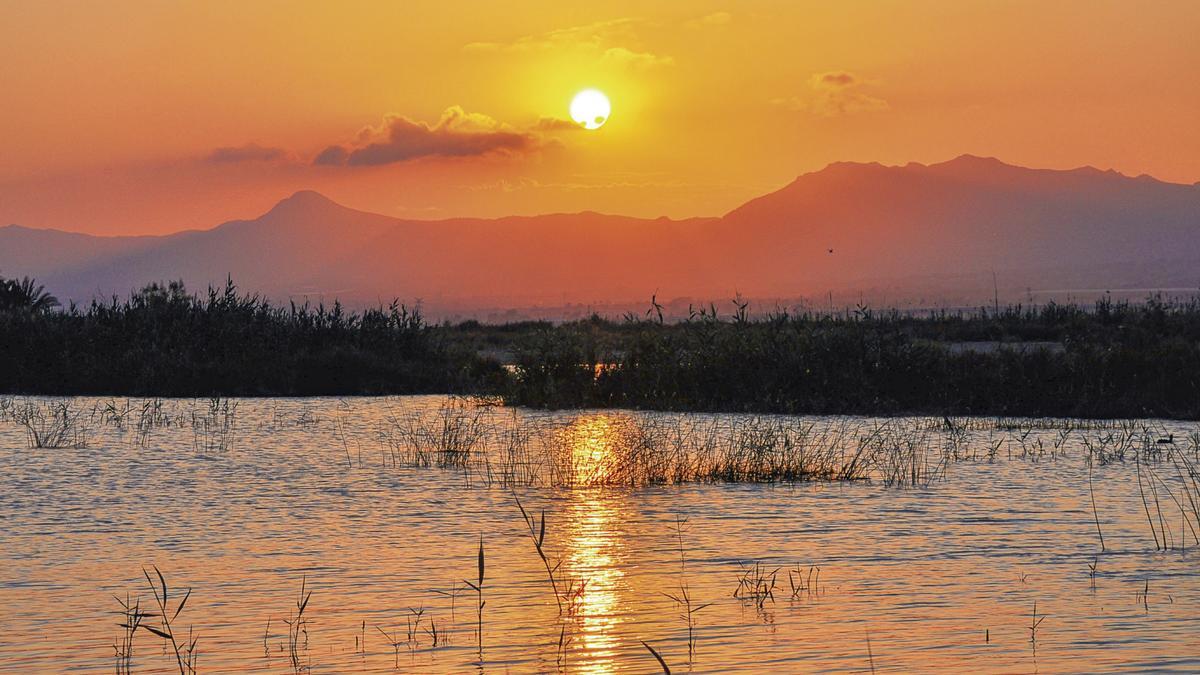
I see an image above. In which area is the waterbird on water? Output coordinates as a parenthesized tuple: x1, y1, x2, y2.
(1157, 434, 1174, 445)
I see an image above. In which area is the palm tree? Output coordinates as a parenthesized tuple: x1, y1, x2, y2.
(0, 272, 59, 313)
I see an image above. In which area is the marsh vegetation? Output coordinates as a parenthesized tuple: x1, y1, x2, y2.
(3, 276, 1200, 418)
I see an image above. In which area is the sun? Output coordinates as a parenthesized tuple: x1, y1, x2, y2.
(570, 89, 610, 130)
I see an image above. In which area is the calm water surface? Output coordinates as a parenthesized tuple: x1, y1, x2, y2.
(1, 396, 1198, 673)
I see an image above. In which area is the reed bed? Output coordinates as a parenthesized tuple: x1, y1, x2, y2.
(12, 400, 91, 448)
(372, 401, 1019, 488)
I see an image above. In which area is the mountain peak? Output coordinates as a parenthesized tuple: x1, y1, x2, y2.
(933, 154, 1014, 171)
(264, 190, 343, 218)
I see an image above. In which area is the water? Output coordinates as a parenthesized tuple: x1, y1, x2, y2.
(1, 396, 1198, 673)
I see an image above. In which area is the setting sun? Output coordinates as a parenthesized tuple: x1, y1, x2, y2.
(570, 89, 610, 130)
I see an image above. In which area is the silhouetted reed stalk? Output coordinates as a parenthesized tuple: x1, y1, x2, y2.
(1143, 458, 1200, 549)
(514, 495, 565, 613)
(1133, 452, 1161, 549)
(283, 576, 312, 671)
(661, 516, 711, 657)
(1136, 578, 1151, 613)
(430, 581, 464, 620)
(334, 414, 353, 467)
(462, 535, 485, 655)
(375, 626, 403, 668)
(379, 605, 428, 653)
(15, 400, 90, 449)
(386, 398, 488, 470)
(140, 566, 198, 675)
(113, 592, 149, 674)
(733, 561, 779, 608)
(1028, 600, 1047, 648)
(866, 629, 876, 674)
(641, 640, 670, 674)
(1089, 462, 1106, 551)
(190, 398, 237, 454)
(1171, 453, 1200, 546)
(787, 563, 821, 599)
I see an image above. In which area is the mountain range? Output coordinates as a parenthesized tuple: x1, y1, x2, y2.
(3, 155, 1198, 316)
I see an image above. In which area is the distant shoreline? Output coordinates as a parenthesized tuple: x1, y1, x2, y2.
(4, 280, 1200, 420)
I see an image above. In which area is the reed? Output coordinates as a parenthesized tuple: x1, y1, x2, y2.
(733, 561, 779, 608)
(787, 564, 822, 599)
(113, 592, 149, 674)
(386, 398, 488, 469)
(1089, 461, 1106, 551)
(1028, 600, 1047, 646)
(661, 516, 712, 657)
(462, 535, 485, 653)
(8, 277, 1200, 420)
(14, 400, 90, 449)
(514, 495, 565, 613)
(430, 581, 465, 620)
(139, 566, 199, 675)
(641, 640, 671, 674)
(190, 398, 237, 453)
(0, 278, 496, 397)
(375, 626, 403, 668)
(502, 294, 1200, 419)
(283, 576, 312, 672)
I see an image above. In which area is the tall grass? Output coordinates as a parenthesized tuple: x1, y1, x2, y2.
(13, 400, 90, 448)
(503, 295, 1200, 419)
(5, 281, 1200, 419)
(381, 404, 966, 488)
(0, 279, 500, 397)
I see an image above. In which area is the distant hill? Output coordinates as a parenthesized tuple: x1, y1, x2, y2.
(719, 155, 1200, 297)
(2, 156, 1197, 313)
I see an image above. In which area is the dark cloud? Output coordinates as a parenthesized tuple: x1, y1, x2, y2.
(314, 107, 539, 167)
(206, 143, 289, 163)
(533, 117, 585, 132)
(773, 71, 889, 116)
(313, 145, 351, 166)
(815, 72, 858, 88)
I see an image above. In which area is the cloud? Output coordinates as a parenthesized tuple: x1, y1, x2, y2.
(314, 106, 541, 167)
(206, 143, 290, 163)
(533, 117, 585, 132)
(464, 18, 638, 53)
(464, 19, 672, 70)
(601, 47, 674, 70)
(813, 71, 858, 88)
(774, 71, 889, 116)
(686, 11, 732, 28)
(312, 145, 350, 166)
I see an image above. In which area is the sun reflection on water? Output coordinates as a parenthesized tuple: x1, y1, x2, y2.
(562, 415, 630, 674)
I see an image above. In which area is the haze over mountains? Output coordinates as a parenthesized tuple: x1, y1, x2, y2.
(3, 155, 1198, 318)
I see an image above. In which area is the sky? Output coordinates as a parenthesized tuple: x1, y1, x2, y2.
(1, 0, 1198, 235)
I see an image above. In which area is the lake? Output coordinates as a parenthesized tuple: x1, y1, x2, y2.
(1, 396, 1198, 673)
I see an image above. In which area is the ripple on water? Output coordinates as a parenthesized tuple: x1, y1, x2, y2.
(0, 396, 1197, 672)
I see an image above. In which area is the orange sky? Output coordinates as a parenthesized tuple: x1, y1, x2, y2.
(1, 0, 1198, 235)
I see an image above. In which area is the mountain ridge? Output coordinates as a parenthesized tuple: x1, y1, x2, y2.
(2, 155, 1197, 313)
